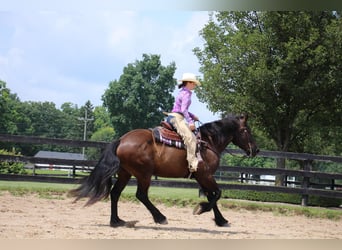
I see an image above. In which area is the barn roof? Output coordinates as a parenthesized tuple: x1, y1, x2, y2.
(34, 151, 86, 160)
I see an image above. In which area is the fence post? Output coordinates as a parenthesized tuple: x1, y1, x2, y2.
(301, 160, 312, 206)
(72, 165, 76, 178)
(284, 175, 288, 187)
(331, 179, 335, 190)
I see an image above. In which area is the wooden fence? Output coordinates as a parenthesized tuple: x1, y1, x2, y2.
(0, 134, 342, 206)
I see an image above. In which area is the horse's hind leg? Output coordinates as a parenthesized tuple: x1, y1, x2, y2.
(110, 169, 132, 227)
(136, 178, 168, 225)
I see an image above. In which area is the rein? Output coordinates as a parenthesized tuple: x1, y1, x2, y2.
(196, 120, 254, 159)
(223, 126, 253, 158)
(196, 121, 221, 158)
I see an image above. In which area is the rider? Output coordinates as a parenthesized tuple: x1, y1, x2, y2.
(167, 73, 202, 173)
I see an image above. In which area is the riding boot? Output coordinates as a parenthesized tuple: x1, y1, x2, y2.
(188, 152, 204, 173)
(196, 152, 203, 162)
(188, 159, 198, 173)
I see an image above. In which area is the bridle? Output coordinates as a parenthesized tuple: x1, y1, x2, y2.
(195, 120, 254, 157)
(240, 126, 254, 156)
(223, 125, 254, 158)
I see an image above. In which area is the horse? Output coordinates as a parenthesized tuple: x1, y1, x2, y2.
(70, 113, 259, 227)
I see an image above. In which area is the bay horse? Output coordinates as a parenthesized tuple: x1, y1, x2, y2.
(70, 114, 259, 227)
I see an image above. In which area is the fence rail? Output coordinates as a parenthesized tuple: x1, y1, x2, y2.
(1, 134, 342, 205)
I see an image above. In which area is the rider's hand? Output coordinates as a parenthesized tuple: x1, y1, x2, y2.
(193, 115, 199, 121)
(189, 123, 196, 131)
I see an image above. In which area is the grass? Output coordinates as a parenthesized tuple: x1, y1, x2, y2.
(0, 180, 341, 220)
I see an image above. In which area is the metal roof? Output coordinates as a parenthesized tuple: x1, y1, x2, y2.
(34, 151, 86, 160)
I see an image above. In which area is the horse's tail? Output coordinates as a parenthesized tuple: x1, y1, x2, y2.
(69, 140, 121, 206)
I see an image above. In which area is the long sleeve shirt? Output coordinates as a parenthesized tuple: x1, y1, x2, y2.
(171, 87, 196, 124)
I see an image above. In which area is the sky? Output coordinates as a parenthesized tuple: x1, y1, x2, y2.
(0, 3, 220, 123)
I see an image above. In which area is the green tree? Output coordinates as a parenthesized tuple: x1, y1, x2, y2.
(60, 102, 82, 140)
(86, 126, 115, 160)
(14, 101, 66, 155)
(19, 101, 64, 138)
(0, 80, 22, 134)
(93, 106, 113, 132)
(102, 54, 177, 136)
(195, 11, 342, 152)
(194, 11, 342, 184)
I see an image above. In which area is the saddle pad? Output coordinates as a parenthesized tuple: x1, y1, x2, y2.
(152, 127, 185, 149)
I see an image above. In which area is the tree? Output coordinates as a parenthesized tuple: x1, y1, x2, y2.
(0, 80, 22, 135)
(102, 54, 177, 136)
(86, 126, 116, 160)
(194, 11, 342, 184)
(93, 106, 113, 132)
(194, 12, 342, 151)
(60, 102, 82, 140)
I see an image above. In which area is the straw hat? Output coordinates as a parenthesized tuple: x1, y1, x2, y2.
(179, 73, 201, 86)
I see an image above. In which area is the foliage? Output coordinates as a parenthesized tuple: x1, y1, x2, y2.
(93, 106, 112, 131)
(1, 53, 178, 159)
(0, 81, 104, 156)
(0, 81, 22, 135)
(86, 126, 115, 160)
(194, 11, 342, 156)
(221, 189, 341, 207)
(60, 102, 84, 140)
(0, 149, 26, 174)
(102, 54, 177, 136)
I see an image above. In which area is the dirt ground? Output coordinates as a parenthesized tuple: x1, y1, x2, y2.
(0, 192, 341, 239)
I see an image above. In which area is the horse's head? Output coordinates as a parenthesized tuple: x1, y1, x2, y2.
(232, 114, 259, 157)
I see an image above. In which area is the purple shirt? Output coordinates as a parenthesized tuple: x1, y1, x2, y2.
(171, 87, 195, 124)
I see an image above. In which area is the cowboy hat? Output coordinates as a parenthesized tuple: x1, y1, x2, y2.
(178, 72, 201, 86)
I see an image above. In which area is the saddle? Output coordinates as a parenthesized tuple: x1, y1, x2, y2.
(152, 121, 185, 149)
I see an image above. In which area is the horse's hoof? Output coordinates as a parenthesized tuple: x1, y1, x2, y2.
(160, 218, 168, 225)
(219, 222, 230, 227)
(215, 219, 230, 227)
(110, 219, 126, 227)
(193, 204, 203, 215)
(155, 218, 168, 225)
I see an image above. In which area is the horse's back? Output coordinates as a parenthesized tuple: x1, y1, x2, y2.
(117, 129, 154, 158)
(116, 128, 189, 178)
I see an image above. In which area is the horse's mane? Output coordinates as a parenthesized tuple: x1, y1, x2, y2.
(199, 115, 239, 147)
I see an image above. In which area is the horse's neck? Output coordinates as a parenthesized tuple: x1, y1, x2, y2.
(200, 126, 235, 154)
(216, 136, 234, 154)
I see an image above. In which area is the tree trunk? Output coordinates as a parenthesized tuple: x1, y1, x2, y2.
(275, 157, 286, 186)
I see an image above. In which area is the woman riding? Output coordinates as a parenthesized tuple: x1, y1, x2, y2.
(166, 72, 202, 172)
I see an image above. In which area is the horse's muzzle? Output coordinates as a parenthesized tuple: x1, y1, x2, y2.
(246, 145, 260, 157)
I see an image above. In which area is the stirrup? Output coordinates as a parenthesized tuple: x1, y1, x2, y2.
(189, 167, 197, 173)
(187, 168, 196, 178)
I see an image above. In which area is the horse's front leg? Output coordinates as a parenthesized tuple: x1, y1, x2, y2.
(208, 190, 229, 226)
(194, 188, 228, 226)
(194, 173, 229, 227)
